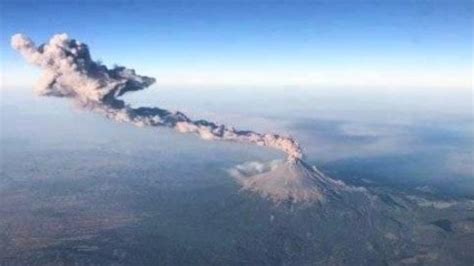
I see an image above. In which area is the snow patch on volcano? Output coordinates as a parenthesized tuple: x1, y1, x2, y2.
(230, 159, 362, 204)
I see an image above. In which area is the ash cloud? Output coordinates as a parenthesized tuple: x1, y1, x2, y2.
(11, 33, 303, 160)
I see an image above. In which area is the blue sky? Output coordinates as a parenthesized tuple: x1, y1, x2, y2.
(1, 0, 472, 89)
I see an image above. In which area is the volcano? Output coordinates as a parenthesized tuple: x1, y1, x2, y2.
(231, 158, 354, 204)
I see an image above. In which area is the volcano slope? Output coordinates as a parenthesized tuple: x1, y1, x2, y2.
(229, 159, 474, 265)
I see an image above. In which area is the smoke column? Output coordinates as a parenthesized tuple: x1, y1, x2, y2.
(11, 33, 303, 160)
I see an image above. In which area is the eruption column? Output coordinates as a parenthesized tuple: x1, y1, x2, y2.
(11, 33, 303, 160)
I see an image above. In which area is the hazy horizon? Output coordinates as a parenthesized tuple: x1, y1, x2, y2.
(1, 1, 472, 89)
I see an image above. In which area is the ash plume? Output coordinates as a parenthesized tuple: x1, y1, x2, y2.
(11, 33, 303, 160)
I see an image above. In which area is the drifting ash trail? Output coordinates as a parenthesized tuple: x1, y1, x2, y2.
(10, 33, 302, 160)
(11, 33, 353, 204)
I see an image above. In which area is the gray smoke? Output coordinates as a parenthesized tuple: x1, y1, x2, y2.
(11, 33, 303, 160)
